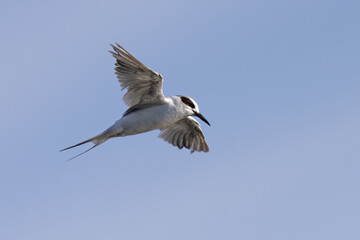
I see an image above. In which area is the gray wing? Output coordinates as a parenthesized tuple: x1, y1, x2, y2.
(159, 117, 209, 153)
(109, 43, 165, 107)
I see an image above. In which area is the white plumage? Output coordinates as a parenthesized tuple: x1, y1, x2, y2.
(61, 43, 210, 160)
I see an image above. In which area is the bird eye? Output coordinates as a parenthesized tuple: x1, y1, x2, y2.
(180, 96, 195, 108)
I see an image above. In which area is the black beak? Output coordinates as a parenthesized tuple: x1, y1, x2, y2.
(194, 111, 211, 126)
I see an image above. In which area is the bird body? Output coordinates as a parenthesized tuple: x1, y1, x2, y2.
(115, 96, 186, 136)
(61, 44, 210, 160)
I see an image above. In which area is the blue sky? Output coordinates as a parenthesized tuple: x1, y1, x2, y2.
(1, 0, 360, 239)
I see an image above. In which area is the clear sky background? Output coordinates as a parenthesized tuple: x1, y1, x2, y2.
(1, 0, 360, 239)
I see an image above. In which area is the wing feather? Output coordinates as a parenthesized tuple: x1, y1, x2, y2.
(109, 43, 165, 107)
(158, 117, 209, 153)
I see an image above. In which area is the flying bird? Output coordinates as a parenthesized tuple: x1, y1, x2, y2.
(61, 43, 210, 160)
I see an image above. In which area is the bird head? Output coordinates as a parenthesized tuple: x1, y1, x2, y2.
(178, 95, 210, 126)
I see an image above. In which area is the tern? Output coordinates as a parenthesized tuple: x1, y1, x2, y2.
(61, 43, 210, 160)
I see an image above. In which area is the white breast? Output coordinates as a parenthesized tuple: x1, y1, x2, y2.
(112, 97, 186, 136)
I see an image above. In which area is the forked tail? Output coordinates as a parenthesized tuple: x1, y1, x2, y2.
(60, 130, 113, 161)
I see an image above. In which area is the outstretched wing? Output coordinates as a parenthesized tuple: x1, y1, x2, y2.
(159, 117, 209, 153)
(109, 43, 165, 107)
